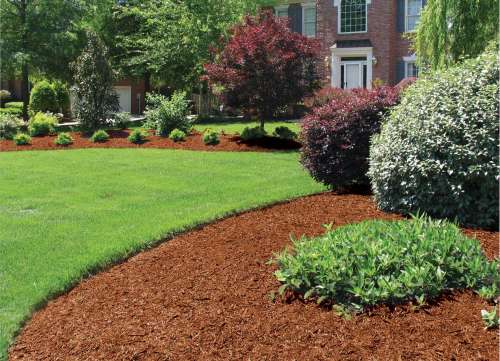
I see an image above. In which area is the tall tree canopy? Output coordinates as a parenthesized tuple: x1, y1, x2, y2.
(414, 0, 499, 69)
(106, 0, 275, 91)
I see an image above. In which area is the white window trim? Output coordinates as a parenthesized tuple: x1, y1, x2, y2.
(274, 4, 289, 18)
(403, 54, 418, 77)
(405, 0, 423, 33)
(302, 2, 317, 38)
(330, 45, 374, 89)
(333, 0, 372, 35)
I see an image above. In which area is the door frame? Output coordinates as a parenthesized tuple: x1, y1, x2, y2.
(340, 60, 367, 89)
(330, 46, 373, 89)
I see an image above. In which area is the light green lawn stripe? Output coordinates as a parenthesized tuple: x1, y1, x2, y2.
(0, 148, 323, 360)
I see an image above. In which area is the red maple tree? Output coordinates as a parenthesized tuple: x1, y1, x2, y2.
(204, 11, 320, 130)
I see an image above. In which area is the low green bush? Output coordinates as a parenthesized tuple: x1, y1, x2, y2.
(110, 112, 131, 129)
(0, 113, 23, 140)
(273, 215, 498, 313)
(481, 307, 499, 329)
(273, 126, 297, 140)
(240, 126, 266, 141)
(5, 102, 22, 109)
(203, 129, 220, 145)
(54, 132, 73, 146)
(169, 128, 187, 142)
(144, 91, 192, 137)
(127, 129, 148, 144)
(90, 130, 110, 143)
(14, 133, 31, 146)
(28, 112, 57, 137)
(0, 107, 22, 116)
(29, 80, 59, 114)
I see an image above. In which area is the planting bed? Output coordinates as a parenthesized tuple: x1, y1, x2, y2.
(9, 193, 498, 360)
(0, 130, 301, 153)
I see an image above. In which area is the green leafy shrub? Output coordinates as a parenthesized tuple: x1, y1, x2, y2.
(203, 129, 220, 145)
(481, 307, 499, 329)
(273, 126, 297, 140)
(144, 91, 192, 137)
(127, 129, 148, 144)
(369, 47, 499, 228)
(54, 132, 73, 146)
(90, 130, 110, 143)
(274, 215, 498, 313)
(28, 112, 58, 136)
(29, 80, 59, 114)
(0, 107, 22, 116)
(169, 128, 187, 142)
(52, 81, 71, 115)
(110, 112, 131, 129)
(0, 113, 23, 140)
(240, 126, 266, 141)
(14, 133, 31, 146)
(0, 90, 11, 106)
(5, 102, 23, 109)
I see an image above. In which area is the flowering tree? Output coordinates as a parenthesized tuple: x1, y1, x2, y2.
(204, 11, 320, 130)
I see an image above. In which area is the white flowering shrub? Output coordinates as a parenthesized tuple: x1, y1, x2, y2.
(369, 46, 499, 228)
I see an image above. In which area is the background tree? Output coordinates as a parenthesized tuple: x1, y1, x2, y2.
(203, 11, 320, 130)
(72, 32, 119, 133)
(414, 0, 499, 69)
(0, 0, 86, 119)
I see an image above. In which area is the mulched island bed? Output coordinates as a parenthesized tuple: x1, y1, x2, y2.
(9, 194, 499, 360)
(0, 130, 301, 153)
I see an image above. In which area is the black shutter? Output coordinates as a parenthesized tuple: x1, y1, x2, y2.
(288, 4, 302, 34)
(422, 0, 427, 7)
(396, 60, 406, 83)
(397, 0, 405, 33)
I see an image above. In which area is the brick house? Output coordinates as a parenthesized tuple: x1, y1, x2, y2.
(274, 0, 425, 89)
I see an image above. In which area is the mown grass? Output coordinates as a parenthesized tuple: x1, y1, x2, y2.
(193, 120, 301, 135)
(0, 148, 324, 359)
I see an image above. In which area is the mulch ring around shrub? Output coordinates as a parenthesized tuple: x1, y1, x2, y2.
(9, 194, 498, 360)
(0, 130, 302, 153)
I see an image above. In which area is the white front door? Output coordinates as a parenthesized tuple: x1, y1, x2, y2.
(114, 86, 132, 113)
(343, 62, 363, 89)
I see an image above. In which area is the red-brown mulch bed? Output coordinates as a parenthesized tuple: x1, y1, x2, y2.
(9, 194, 499, 360)
(0, 130, 301, 153)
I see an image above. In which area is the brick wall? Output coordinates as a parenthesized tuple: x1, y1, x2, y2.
(115, 78, 146, 114)
(315, 0, 411, 86)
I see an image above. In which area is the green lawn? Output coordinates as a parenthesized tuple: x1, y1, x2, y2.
(193, 120, 301, 135)
(0, 148, 324, 359)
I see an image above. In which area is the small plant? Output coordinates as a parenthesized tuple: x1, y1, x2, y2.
(0, 90, 11, 106)
(5, 102, 23, 109)
(203, 129, 220, 145)
(127, 129, 148, 144)
(29, 80, 59, 114)
(90, 130, 110, 143)
(273, 215, 498, 314)
(240, 126, 267, 141)
(54, 132, 73, 146)
(110, 112, 131, 130)
(0, 113, 23, 140)
(169, 128, 187, 142)
(273, 126, 297, 140)
(0, 107, 22, 116)
(481, 307, 499, 329)
(14, 133, 31, 146)
(28, 112, 58, 137)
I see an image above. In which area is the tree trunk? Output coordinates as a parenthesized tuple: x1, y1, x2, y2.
(144, 72, 151, 93)
(20, 0, 29, 121)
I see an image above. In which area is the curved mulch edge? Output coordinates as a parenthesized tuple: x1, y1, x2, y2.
(9, 193, 499, 360)
(0, 129, 302, 153)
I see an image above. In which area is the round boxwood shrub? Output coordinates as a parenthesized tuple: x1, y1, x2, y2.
(273, 126, 297, 140)
(240, 126, 266, 141)
(128, 129, 148, 144)
(54, 132, 73, 146)
(300, 86, 400, 191)
(28, 112, 58, 137)
(29, 81, 59, 114)
(90, 129, 110, 143)
(369, 47, 499, 228)
(169, 128, 186, 142)
(203, 129, 220, 145)
(274, 216, 498, 313)
(14, 133, 31, 146)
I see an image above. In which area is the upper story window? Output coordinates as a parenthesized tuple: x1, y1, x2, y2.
(406, 0, 423, 32)
(339, 0, 367, 34)
(303, 4, 316, 37)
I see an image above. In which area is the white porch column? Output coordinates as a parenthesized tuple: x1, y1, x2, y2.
(331, 54, 342, 88)
(366, 49, 373, 90)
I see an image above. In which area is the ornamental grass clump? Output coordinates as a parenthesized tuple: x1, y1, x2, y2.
(273, 215, 498, 313)
(128, 129, 148, 144)
(90, 130, 110, 143)
(54, 132, 73, 146)
(203, 129, 220, 145)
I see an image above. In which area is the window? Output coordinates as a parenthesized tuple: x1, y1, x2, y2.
(405, 61, 419, 77)
(406, 0, 423, 32)
(275, 5, 289, 18)
(303, 5, 316, 37)
(339, 0, 367, 33)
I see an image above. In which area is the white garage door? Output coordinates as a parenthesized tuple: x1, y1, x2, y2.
(114, 86, 132, 113)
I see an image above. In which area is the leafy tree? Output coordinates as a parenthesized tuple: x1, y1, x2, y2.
(414, 0, 499, 69)
(72, 32, 119, 133)
(204, 11, 320, 130)
(0, 0, 86, 119)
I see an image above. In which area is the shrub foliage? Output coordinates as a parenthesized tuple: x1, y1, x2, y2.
(204, 11, 320, 129)
(90, 130, 110, 143)
(128, 129, 148, 144)
(301, 87, 400, 190)
(28, 112, 57, 137)
(29, 80, 59, 114)
(273, 126, 297, 140)
(274, 216, 499, 313)
(54, 132, 73, 146)
(369, 47, 499, 228)
(169, 128, 187, 142)
(203, 129, 220, 145)
(14, 133, 31, 146)
(240, 126, 266, 141)
(144, 91, 191, 137)
(0, 113, 23, 140)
